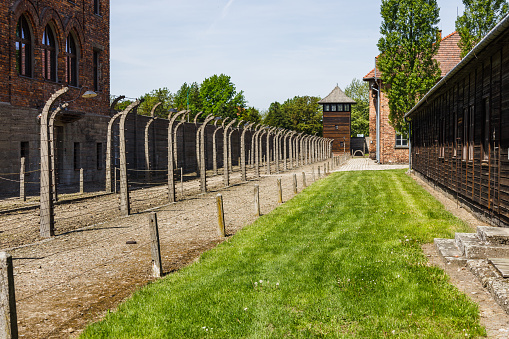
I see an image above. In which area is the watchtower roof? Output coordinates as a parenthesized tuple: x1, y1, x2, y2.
(318, 86, 356, 104)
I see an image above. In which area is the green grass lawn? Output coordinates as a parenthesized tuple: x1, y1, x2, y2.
(81, 170, 485, 338)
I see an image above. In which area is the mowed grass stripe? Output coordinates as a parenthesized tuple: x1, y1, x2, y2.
(81, 170, 485, 338)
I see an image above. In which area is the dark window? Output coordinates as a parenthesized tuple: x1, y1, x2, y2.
(15, 15, 32, 77)
(482, 98, 490, 161)
(96, 143, 103, 170)
(74, 142, 80, 170)
(338, 104, 344, 112)
(65, 34, 78, 86)
(395, 133, 408, 148)
(94, 0, 100, 14)
(344, 104, 350, 111)
(42, 25, 57, 81)
(324, 104, 330, 112)
(331, 104, 336, 111)
(93, 50, 99, 91)
(335, 125, 338, 130)
(469, 105, 474, 161)
(20, 141, 29, 161)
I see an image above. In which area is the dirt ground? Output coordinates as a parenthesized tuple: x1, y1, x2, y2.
(1, 160, 336, 338)
(412, 173, 509, 338)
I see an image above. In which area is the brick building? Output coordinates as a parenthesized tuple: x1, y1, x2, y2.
(0, 0, 110, 192)
(363, 31, 461, 164)
(318, 86, 356, 155)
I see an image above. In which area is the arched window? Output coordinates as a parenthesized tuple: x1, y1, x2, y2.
(15, 15, 32, 77)
(65, 33, 78, 86)
(42, 25, 57, 81)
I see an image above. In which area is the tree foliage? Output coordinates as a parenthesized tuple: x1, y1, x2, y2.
(456, 0, 509, 58)
(263, 96, 323, 135)
(238, 106, 262, 123)
(138, 88, 174, 118)
(199, 74, 246, 121)
(344, 78, 369, 137)
(377, 0, 441, 133)
(174, 82, 202, 118)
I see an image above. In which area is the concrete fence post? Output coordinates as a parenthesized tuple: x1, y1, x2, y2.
(114, 167, 117, 194)
(254, 184, 260, 216)
(302, 171, 307, 188)
(168, 110, 188, 203)
(119, 100, 142, 216)
(277, 178, 283, 203)
(19, 157, 25, 202)
(180, 167, 184, 199)
(293, 174, 298, 194)
(216, 193, 226, 237)
(80, 168, 84, 194)
(0, 252, 17, 339)
(148, 213, 163, 278)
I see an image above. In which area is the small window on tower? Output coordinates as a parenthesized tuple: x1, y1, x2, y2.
(335, 125, 339, 130)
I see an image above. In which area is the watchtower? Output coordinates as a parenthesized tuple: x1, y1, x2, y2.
(318, 86, 356, 154)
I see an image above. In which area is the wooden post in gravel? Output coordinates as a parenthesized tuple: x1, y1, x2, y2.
(216, 193, 226, 237)
(80, 168, 84, 194)
(293, 174, 298, 194)
(302, 172, 307, 187)
(318, 166, 321, 178)
(254, 184, 260, 216)
(180, 168, 184, 199)
(327, 162, 330, 174)
(149, 213, 163, 278)
(277, 178, 283, 203)
(0, 252, 18, 339)
(20, 157, 25, 201)
(312, 166, 315, 181)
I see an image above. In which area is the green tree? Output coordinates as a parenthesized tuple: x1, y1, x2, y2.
(138, 87, 174, 118)
(174, 82, 202, 118)
(281, 96, 323, 136)
(377, 0, 441, 133)
(263, 102, 291, 129)
(199, 74, 246, 120)
(239, 106, 262, 123)
(456, 0, 508, 58)
(345, 78, 369, 137)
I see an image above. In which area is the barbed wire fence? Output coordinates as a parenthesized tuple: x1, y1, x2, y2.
(0, 97, 349, 338)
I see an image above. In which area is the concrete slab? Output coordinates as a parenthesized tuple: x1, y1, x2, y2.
(478, 226, 509, 245)
(489, 258, 509, 278)
(434, 238, 467, 266)
(456, 232, 509, 259)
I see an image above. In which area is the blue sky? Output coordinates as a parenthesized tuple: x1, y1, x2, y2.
(110, 0, 465, 111)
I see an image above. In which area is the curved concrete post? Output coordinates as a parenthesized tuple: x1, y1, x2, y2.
(144, 102, 162, 182)
(275, 129, 284, 173)
(241, 122, 255, 181)
(255, 127, 266, 177)
(213, 118, 228, 175)
(106, 110, 124, 193)
(283, 130, 291, 171)
(194, 112, 206, 174)
(199, 114, 215, 193)
(223, 119, 237, 187)
(228, 120, 243, 171)
(168, 110, 188, 203)
(250, 124, 261, 168)
(119, 100, 142, 216)
(40, 87, 69, 237)
(49, 103, 68, 202)
(174, 112, 189, 169)
(266, 127, 277, 175)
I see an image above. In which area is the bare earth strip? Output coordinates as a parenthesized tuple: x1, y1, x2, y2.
(0, 161, 335, 338)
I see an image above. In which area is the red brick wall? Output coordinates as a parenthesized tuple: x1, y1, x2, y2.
(366, 80, 409, 164)
(1, 0, 110, 115)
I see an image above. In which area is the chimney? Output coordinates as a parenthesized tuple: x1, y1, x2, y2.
(438, 30, 442, 40)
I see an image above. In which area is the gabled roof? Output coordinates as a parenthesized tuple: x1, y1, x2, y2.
(363, 31, 462, 80)
(318, 86, 356, 104)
